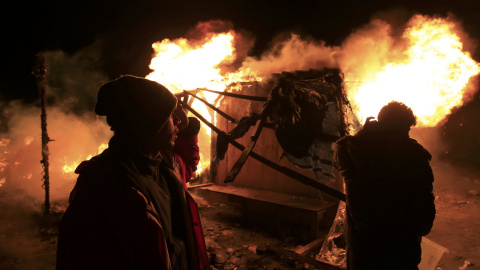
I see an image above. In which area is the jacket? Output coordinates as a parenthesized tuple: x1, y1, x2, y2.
(173, 129, 210, 270)
(333, 121, 436, 269)
(56, 136, 202, 270)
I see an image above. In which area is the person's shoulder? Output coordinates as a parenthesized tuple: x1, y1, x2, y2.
(406, 138, 432, 161)
(70, 150, 128, 199)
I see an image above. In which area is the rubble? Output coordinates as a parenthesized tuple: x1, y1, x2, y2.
(458, 259, 472, 269)
(468, 190, 478, 196)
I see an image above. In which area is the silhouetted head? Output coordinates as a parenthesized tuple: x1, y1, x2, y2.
(94, 75, 178, 145)
(377, 101, 417, 134)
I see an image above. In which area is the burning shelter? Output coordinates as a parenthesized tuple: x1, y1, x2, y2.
(178, 68, 353, 268)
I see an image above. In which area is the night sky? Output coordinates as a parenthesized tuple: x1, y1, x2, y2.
(3, 0, 480, 167)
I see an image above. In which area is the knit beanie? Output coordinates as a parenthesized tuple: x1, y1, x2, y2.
(94, 75, 178, 143)
(177, 117, 201, 138)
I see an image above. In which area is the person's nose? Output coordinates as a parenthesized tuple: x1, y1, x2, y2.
(172, 113, 181, 126)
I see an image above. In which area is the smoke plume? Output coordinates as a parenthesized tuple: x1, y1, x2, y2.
(0, 41, 112, 206)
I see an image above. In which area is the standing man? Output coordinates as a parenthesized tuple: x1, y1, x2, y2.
(333, 101, 436, 270)
(57, 75, 209, 270)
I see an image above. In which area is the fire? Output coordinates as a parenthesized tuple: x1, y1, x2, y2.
(61, 143, 108, 174)
(146, 30, 261, 174)
(346, 15, 480, 127)
(24, 136, 34, 146)
(144, 15, 480, 174)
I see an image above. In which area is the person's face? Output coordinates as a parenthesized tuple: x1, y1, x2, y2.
(157, 112, 181, 151)
(140, 110, 182, 158)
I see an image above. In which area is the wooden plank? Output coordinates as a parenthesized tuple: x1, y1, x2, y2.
(196, 185, 338, 239)
(224, 119, 264, 183)
(198, 185, 336, 212)
(183, 90, 238, 123)
(187, 183, 213, 190)
(265, 244, 343, 270)
(295, 235, 327, 256)
(190, 88, 268, 102)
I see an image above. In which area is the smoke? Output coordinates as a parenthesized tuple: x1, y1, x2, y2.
(2, 11, 477, 206)
(235, 11, 479, 158)
(42, 40, 108, 114)
(240, 33, 339, 76)
(237, 11, 411, 81)
(336, 18, 404, 83)
(0, 41, 112, 205)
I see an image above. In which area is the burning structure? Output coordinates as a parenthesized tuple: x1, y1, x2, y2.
(186, 68, 349, 237)
(0, 10, 479, 270)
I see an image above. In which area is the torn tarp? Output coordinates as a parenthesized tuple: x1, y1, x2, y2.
(212, 69, 347, 183)
(213, 113, 260, 164)
(263, 76, 339, 159)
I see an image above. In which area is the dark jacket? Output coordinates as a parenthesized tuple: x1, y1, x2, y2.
(56, 136, 199, 270)
(333, 121, 436, 270)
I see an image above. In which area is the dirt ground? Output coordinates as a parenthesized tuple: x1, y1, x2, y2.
(0, 158, 479, 270)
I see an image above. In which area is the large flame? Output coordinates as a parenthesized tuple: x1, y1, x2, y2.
(346, 15, 480, 126)
(143, 15, 480, 174)
(146, 30, 261, 174)
(10, 14, 474, 191)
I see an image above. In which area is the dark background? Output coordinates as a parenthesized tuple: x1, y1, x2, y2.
(2, 0, 480, 168)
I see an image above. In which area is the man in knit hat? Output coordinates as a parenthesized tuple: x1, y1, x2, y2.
(56, 75, 209, 270)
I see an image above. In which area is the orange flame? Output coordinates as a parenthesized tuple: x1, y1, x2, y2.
(146, 30, 261, 174)
(61, 143, 108, 174)
(24, 136, 34, 146)
(144, 15, 479, 175)
(346, 15, 480, 127)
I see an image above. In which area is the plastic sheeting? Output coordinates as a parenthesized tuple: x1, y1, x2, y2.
(317, 200, 347, 269)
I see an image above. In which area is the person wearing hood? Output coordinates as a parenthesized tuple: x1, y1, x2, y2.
(171, 111, 210, 270)
(333, 101, 436, 270)
(56, 75, 209, 270)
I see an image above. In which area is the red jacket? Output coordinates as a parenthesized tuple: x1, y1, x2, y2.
(173, 129, 210, 270)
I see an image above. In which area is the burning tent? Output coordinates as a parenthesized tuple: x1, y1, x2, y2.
(177, 68, 355, 268)
(179, 68, 352, 268)
(208, 68, 350, 193)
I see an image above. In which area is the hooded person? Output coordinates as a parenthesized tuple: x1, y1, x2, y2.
(170, 115, 210, 269)
(333, 101, 436, 270)
(56, 75, 210, 270)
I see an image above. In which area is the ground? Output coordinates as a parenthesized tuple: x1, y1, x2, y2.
(0, 159, 479, 270)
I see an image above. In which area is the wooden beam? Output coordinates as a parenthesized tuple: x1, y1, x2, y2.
(188, 88, 268, 102)
(224, 118, 264, 183)
(183, 90, 238, 123)
(295, 235, 327, 256)
(265, 244, 343, 270)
